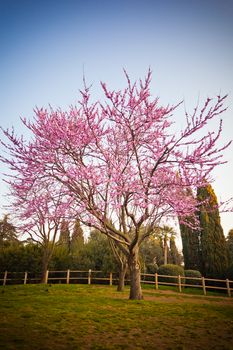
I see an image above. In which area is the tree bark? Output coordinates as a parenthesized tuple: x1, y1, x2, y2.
(164, 236, 168, 265)
(40, 249, 52, 283)
(41, 262, 49, 283)
(128, 246, 143, 300)
(117, 263, 127, 292)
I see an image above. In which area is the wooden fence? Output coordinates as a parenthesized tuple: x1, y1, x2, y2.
(0, 270, 232, 297)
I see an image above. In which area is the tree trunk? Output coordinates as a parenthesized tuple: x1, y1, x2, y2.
(41, 263, 49, 283)
(117, 263, 127, 292)
(164, 236, 168, 265)
(128, 246, 143, 300)
(40, 250, 51, 283)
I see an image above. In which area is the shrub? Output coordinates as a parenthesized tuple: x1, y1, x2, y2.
(226, 264, 233, 280)
(184, 269, 202, 286)
(157, 264, 184, 284)
(0, 243, 43, 273)
(146, 263, 158, 274)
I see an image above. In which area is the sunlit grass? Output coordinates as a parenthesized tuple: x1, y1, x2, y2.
(1, 284, 233, 349)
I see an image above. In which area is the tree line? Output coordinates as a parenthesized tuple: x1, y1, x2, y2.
(180, 183, 232, 279)
(1, 183, 233, 283)
(0, 216, 181, 278)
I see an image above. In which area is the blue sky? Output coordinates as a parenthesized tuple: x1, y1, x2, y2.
(0, 0, 233, 235)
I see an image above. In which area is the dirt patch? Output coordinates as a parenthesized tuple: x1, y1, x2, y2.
(110, 288, 233, 305)
(142, 289, 233, 305)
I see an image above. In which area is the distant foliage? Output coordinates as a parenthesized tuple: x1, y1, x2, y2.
(197, 184, 229, 279)
(0, 215, 18, 247)
(140, 236, 163, 273)
(50, 230, 118, 272)
(59, 220, 71, 250)
(226, 230, 233, 280)
(0, 230, 119, 273)
(52, 219, 85, 270)
(226, 229, 233, 265)
(82, 230, 118, 272)
(71, 219, 84, 252)
(179, 217, 201, 271)
(0, 243, 43, 272)
(158, 264, 184, 276)
(180, 184, 230, 279)
(158, 264, 184, 284)
(226, 264, 233, 280)
(184, 269, 202, 286)
(168, 236, 183, 266)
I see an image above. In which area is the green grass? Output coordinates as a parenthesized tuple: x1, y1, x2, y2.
(1, 284, 233, 349)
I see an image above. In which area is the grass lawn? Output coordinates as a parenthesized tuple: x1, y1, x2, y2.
(0, 284, 233, 349)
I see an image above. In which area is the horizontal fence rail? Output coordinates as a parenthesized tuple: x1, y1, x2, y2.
(0, 270, 232, 297)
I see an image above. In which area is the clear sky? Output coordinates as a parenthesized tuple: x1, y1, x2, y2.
(0, 0, 233, 235)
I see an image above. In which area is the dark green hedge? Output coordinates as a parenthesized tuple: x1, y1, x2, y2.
(157, 264, 184, 284)
(184, 269, 202, 286)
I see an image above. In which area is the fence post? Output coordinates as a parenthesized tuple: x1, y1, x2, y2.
(109, 272, 113, 286)
(45, 270, 49, 284)
(66, 269, 70, 284)
(24, 271, 28, 285)
(155, 273, 158, 290)
(178, 275, 182, 293)
(202, 277, 206, 296)
(88, 269, 91, 285)
(3, 271, 7, 286)
(226, 279, 231, 297)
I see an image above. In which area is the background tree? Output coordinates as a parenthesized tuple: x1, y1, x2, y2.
(0, 214, 18, 247)
(179, 218, 201, 270)
(197, 183, 229, 278)
(168, 236, 182, 265)
(4, 177, 72, 282)
(0, 242, 43, 273)
(75, 230, 118, 272)
(226, 229, 233, 265)
(157, 225, 176, 265)
(53, 219, 85, 270)
(1, 71, 231, 299)
(59, 219, 71, 253)
(71, 218, 84, 253)
(140, 236, 163, 273)
(226, 229, 233, 279)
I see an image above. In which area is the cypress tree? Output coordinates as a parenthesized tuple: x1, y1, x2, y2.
(71, 219, 84, 252)
(197, 184, 229, 278)
(226, 229, 233, 265)
(169, 236, 182, 265)
(59, 219, 71, 252)
(226, 229, 233, 279)
(0, 214, 18, 247)
(179, 187, 201, 271)
(179, 218, 201, 271)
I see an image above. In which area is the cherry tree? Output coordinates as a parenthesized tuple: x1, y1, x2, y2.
(0, 155, 72, 282)
(0, 70, 231, 299)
